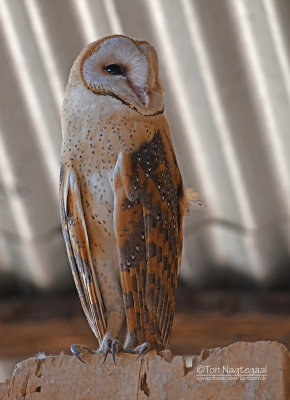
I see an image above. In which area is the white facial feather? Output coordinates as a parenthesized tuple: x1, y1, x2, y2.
(82, 37, 149, 102)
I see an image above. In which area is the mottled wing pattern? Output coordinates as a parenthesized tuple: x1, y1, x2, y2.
(114, 128, 184, 350)
(60, 164, 106, 343)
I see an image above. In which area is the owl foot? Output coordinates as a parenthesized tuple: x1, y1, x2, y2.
(132, 342, 151, 360)
(70, 344, 95, 364)
(98, 337, 123, 365)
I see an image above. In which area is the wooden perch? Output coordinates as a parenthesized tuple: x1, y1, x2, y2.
(0, 341, 289, 399)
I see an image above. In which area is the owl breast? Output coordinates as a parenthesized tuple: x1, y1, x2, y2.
(61, 86, 166, 245)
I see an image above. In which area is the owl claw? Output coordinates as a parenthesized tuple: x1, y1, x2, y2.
(98, 337, 122, 364)
(103, 347, 110, 364)
(111, 339, 119, 365)
(133, 342, 151, 360)
(100, 338, 111, 364)
(70, 344, 95, 364)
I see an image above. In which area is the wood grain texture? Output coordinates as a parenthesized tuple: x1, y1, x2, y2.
(1, 342, 289, 400)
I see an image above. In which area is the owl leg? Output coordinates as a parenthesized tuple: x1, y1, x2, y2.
(96, 287, 126, 364)
(94, 249, 126, 364)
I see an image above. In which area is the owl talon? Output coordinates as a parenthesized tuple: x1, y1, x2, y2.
(101, 338, 112, 364)
(98, 337, 122, 364)
(103, 347, 110, 364)
(111, 339, 122, 365)
(133, 342, 151, 360)
(70, 344, 95, 364)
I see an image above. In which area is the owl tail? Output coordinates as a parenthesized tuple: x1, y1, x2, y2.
(182, 188, 205, 216)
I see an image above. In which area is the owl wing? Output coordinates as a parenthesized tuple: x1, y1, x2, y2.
(114, 127, 184, 350)
(59, 164, 106, 343)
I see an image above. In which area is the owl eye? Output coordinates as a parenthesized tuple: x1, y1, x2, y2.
(104, 64, 125, 75)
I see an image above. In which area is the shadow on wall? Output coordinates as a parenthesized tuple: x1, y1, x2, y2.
(0, 0, 289, 293)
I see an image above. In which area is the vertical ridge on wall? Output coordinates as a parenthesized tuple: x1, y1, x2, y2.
(25, 0, 64, 109)
(0, 0, 60, 194)
(0, 0, 289, 292)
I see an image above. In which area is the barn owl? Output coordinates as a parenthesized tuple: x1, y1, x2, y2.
(60, 35, 203, 363)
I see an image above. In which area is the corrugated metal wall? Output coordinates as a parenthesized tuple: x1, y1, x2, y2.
(0, 0, 289, 292)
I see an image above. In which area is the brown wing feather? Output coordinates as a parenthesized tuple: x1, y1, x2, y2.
(114, 128, 184, 350)
(60, 164, 106, 343)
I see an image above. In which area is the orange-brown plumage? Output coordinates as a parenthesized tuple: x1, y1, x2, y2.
(60, 35, 203, 361)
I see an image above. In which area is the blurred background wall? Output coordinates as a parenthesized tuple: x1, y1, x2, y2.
(0, 0, 289, 294)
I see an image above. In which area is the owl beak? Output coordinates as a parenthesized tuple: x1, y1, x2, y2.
(133, 85, 150, 107)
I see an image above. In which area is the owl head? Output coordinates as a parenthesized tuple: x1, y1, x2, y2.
(68, 35, 164, 115)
